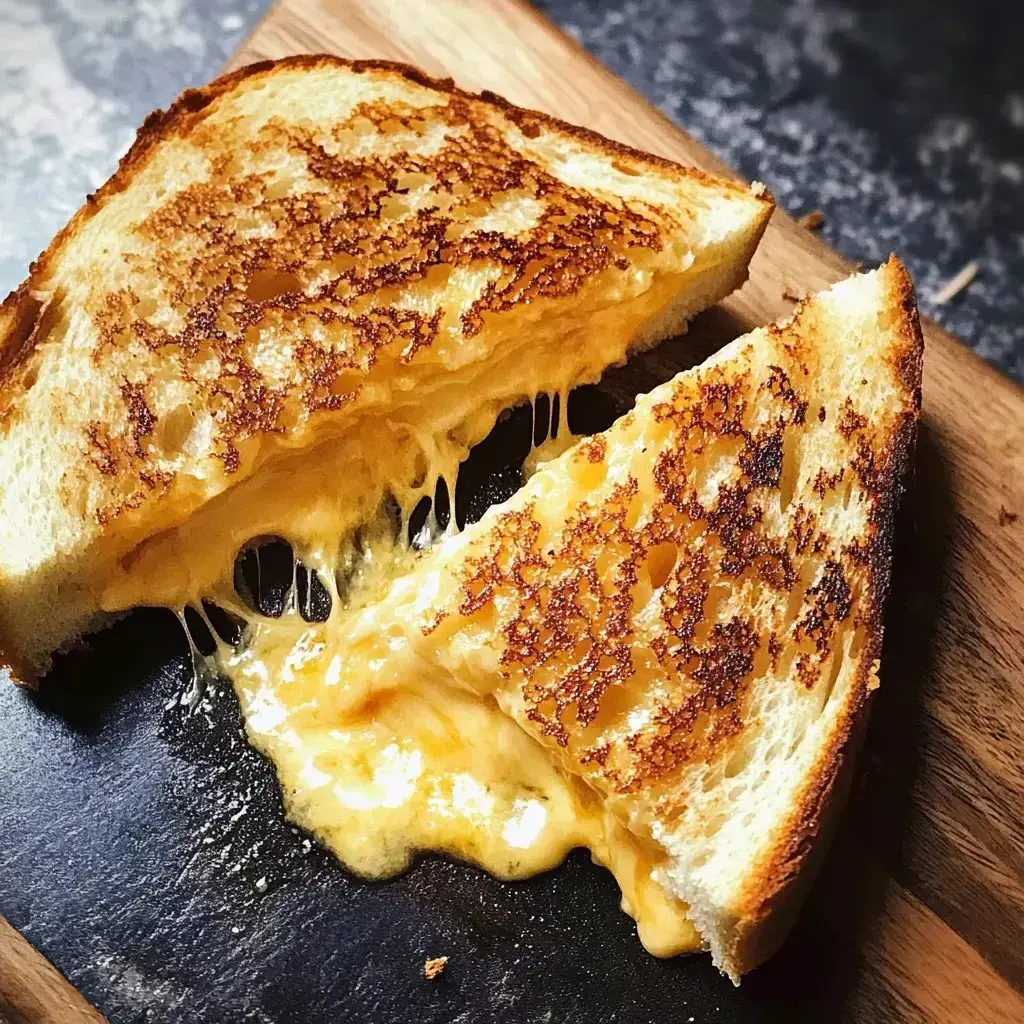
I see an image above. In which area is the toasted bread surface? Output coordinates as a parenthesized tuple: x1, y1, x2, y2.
(339, 258, 921, 978)
(0, 55, 771, 679)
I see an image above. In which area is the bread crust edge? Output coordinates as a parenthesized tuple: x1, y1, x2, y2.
(721, 256, 925, 979)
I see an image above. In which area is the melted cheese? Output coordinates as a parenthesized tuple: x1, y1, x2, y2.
(219, 604, 699, 956)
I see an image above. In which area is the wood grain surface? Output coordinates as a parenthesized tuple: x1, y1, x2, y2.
(227, 2, 1024, 1020)
(0, 916, 107, 1024)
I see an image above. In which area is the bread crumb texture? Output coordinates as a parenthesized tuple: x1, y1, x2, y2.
(423, 956, 449, 981)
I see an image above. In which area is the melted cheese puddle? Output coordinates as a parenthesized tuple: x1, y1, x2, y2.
(218, 607, 698, 956)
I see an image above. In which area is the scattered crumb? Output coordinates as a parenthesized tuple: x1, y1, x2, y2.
(797, 209, 825, 231)
(750, 179, 768, 198)
(424, 956, 449, 981)
(866, 659, 881, 692)
(931, 261, 979, 304)
(998, 506, 1018, 526)
(781, 281, 807, 303)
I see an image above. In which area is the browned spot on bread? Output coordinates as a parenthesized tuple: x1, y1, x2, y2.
(837, 400, 868, 439)
(579, 436, 607, 463)
(812, 467, 844, 499)
(82, 380, 170, 520)
(796, 560, 853, 653)
(619, 616, 760, 789)
(85, 424, 119, 477)
(740, 429, 784, 488)
(762, 364, 808, 424)
(791, 505, 817, 554)
(120, 380, 156, 457)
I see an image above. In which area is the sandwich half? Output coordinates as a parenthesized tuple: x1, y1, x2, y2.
(317, 259, 923, 978)
(0, 55, 772, 681)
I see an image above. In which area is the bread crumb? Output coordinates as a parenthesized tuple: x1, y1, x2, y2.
(931, 261, 979, 304)
(866, 660, 881, 692)
(781, 281, 807, 303)
(797, 209, 825, 231)
(424, 956, 449, 980)
(998, 505, 1018, 526)
(750, 180, 768, 198)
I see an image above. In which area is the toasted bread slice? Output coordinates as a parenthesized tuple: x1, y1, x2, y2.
(0, 55, 772, 681)
(336, 258, 923, 978)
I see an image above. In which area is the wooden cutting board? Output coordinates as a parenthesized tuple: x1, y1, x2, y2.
(5, 2, 1022, 1022)
(231, 1, 1024, 1019)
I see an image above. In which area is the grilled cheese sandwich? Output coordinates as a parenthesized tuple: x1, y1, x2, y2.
(2, 60, 922, 979)
(0, 57, 777, 959)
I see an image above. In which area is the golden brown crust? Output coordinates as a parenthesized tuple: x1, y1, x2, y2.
(0, 53, 770, 535)
(724, 257, 924, 975)
(0, 54, 767, 387)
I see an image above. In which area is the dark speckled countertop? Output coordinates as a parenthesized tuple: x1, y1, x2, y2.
(2, 0, 1022, 380)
